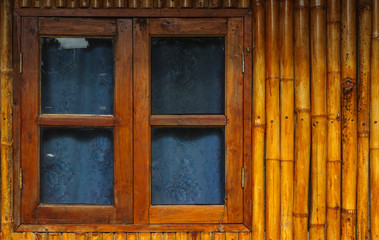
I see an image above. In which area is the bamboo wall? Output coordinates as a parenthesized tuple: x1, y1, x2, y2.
(1, 0, 379, 239)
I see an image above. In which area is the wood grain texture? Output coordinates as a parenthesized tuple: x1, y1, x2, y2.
(37, 115, 116, 127)
(293, 1, 311, 239)
(150, 115, 227, 126)
(265, 1, 280, 239)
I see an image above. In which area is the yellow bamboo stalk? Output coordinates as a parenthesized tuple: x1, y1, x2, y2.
(293, 1, 311, 239)
(20, 0, 31, 7)
(279, 0, 294, 239)
(252, 0, 265, 238)
(33, 0, 42, 7)
(309, 1, 327, 239)
(237, 0, 249, 8)
(67, 0, 78, 7)
(238, 232, 250, 240)
(1, 0, 13, 240)
(222, 0, 235, 7)
(75, 233, 87, 240)
(371, 0, 379, 239)
(200, 232, 211, 240)
(141, 0, 153, 8)
(341, 0, 358, 238)
(103, 233, 114, 240)
(79, 0, 89, 7)
(225, 232, 237, 240)
(91, 0, 102, 8)
(195, 0, 208, 8)
(56, 0, 66, 7)
(152, 233, 162, 240)
(62, 233, 75, 240)
(326, 0, 341, 239)
(115, 233, 127, 240)
(357, 1, 371, 239)
(36, 233, 47, 240)
(165, 0, 178, 7)
(179, 0, 192, 8)
(43, 0, 55, 7)
(49, 233, 62, 240)
(266, 0, 280, 239)
(140, 233, 150, 240)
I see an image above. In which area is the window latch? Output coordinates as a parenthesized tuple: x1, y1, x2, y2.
(241, 167, 245, 189)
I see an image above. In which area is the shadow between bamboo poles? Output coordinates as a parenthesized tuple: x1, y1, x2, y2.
(309, 1, 327, 239)
(357, 0, 371, 239)
(326, 0, 342, 239)
(265, 0, 281, 239)
(279, 0, 294, 239)
(370, 0, 379, 239)
(252, 0, 265, 238)
(293, 0, 311, 239)
(0, 0, 13, 239)
(341, 0, 358, 239)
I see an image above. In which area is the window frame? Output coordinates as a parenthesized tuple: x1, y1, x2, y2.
(13, 10, 252, 232)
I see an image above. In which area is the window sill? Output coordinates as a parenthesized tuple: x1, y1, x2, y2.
(15, 223, 250, 233)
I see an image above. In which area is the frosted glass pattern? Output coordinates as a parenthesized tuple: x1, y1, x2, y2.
(151, 37, 225, 115)
(41, 38, 114, 114)
(40, 128, 114, 204)
(151, 128, 225, 205)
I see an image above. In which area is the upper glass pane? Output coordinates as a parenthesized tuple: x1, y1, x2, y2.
(41, 37, 114, 114)
(151, 37, 225, 115)
(40, 128, 114, 205)
(151, 128, 225, 205)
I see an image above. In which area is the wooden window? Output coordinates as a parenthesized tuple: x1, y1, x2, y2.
(16, 15, 250, 229)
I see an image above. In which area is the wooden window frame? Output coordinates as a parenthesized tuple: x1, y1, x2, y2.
(13, 9, 252, 232)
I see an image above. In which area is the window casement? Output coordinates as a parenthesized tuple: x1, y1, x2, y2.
(16, 15, 251, 229)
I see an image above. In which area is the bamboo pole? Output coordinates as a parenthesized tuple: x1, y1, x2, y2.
(209, 0, 220, 7)
(56, 0, 67, 7)
(309, 1, 327, 239)
(91, 0, 102, 8)
(67, 0, 78, 7)
(341, 0, 358, 238)
(279, 0, 294, 239)
(165, 0, 178, 7)
(222, 0, 235, 7)
(293, 0, 311, 239)
(180, 0, 192, 8)
(326, 0, 342, 239)
(357, 0, 371, 239)
(371, 0, 379, 238)
(114, 0, 126, 7)
(20, 0, 31, 7)
(103, 0, 114, 7)
(252, 0, 265, 238)
(238, 0, 249, 8)
(80, 0, 89, 7)
(195, 0, 208, 8)
(33, 0, 42, 7)
(141, 0, 153, 8)
(43, 0, 55, 7)
(0, 0, 13, 239)
(128, 0, 139, 8)
(265, 1, 280, 239)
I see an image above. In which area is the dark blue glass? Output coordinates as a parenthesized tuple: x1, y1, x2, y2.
(41, 38, 114, 114)
(151, 37, 225, 115)
(151, 128, 225, 205)
(40, 128, 114, 205)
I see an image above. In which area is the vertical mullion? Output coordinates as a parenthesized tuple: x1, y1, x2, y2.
(114, 19, 134, 223)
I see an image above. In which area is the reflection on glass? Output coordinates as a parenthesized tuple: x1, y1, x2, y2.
(40, 128, 114, 205)
(151, 37, 225, 115)
(41, 38, 114, 114)
(151, 128, 225, 205)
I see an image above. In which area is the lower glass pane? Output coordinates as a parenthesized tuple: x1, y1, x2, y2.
(151, 128, 225, 205)
(40, 128, 114, 205)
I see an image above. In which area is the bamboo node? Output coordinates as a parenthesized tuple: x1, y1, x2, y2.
(327, 206, 340, 211)
(253, 123, 265, 129)
(341, 208, 357, 216)
(1, 141, 13, 146)
(295, 108, 310, 113)
(327, 159, 341, 163)
(293, 212, 308, 218)
(281, 159, 294, 162)
(343, 77, 356, 93)
(309, 224, 325, 229)
(369, 147, 379, 151)
(265, 76, 280, 81)
(280, 78, 294, 82)
(266, 158, 280, 162)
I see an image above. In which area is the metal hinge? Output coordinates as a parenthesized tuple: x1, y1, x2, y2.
(19, 168, 23, 190)
(242, 53, 245, 74)
(241, 167, 245, 189)
(20, 53, 23, 74)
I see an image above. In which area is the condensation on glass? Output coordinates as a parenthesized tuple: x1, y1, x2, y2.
(41, 37, 114, 114)
(151, 37, 225, 115)
(40, 128, 114, 205)
(151, 128, 225, 205)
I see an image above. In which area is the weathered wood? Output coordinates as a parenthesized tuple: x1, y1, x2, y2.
(37, 115, 116, 127)
(1, 0, 14, 238)
(149, 115, 227, 126)
(309, 1, 327, 239)
(326, 0, 342, 239)
(371, 0, 379, 239)
(279, 0, 294, 239)
(265, 0, 280, 239)
(341, 0, 358, 239)
(357, 1, 371, 240)
(293, 0, 311, 239)
(252, 0, 265, 238)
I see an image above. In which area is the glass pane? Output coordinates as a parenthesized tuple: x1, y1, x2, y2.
(40, 128, 114, 205)
(151, 37, 225, 115)
(151, 128, 225, 205)
(41, 38, 114, 114)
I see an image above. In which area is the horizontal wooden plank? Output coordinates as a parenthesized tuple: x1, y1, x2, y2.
(39, 18, 116, 36)
(150, 18, 228, 35)
(36, 205, 116, 224)
(38, 114, 115, 127)
(16, 9, 250, 18)
(150, 205, 226, 224)
(15, 223, 249, 233)
(150, 115, 227, 126)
